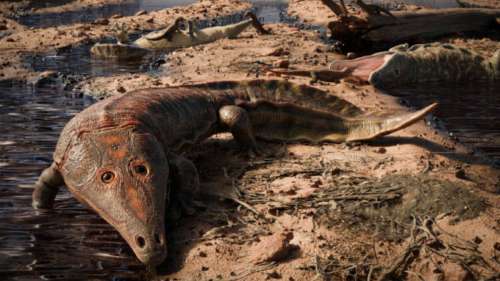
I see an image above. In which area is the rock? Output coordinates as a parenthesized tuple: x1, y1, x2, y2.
(111, 14, 122, 19)
(146, 17, 154, 23)
(314, 46, 324, 53)
(135, 10, 147, 16)
(249, 232, 297, 264)
(273, 59, 289, 68)
(266, 271, 282, 279)
(0, 25, 7, 31)
(116, 86, 126, 93)
(30, 71, 59, 88)
(455, 168, 468, 180)
(266, 47, 289, 56)
(93, 18, 109, 25)
(347, 52, 357, 59)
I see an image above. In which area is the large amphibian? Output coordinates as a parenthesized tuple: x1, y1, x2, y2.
(32, 79, 437, 265)
(272, 43, 500, 88)
(91, 12, 268, 59)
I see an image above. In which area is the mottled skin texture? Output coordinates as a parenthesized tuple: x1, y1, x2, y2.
(273, 44, 500, 88)
(368, 43, 500, 88)
(32, 80, 437, 265)
(91, 13, 268, 59)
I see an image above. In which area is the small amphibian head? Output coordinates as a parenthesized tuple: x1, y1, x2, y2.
(60, 127, 169, 265)
(369, 53, 413, 88)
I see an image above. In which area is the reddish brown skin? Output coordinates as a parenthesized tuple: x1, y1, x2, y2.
(31, 83, 256, 265)
(31, 80, 435, 266)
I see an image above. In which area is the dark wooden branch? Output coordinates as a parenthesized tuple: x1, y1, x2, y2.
(320, 0, 348, 17)
(326, 8, 500, 51)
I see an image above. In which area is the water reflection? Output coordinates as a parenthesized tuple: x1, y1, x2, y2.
(384, 82, 500, 163)
(14, 0, 460, 28)
(369, 0, 459, 8)
(0, 83, 145, 280)
(17, 0, 198, 28)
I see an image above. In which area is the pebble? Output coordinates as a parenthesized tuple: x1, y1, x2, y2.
(249, 232, 297, 264)
(93, 18, 109, 25)
(273, 59, 289, 68)
(346, 52, 357, 59)
(455, 168, 467, 180)
(266, 47, 289, 56)
(116, 86, 126, 93)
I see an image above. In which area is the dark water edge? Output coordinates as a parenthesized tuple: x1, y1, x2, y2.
(15, 0, 198, 28)
(385, 82, 500, 165)
(13, 0, 460, 29)
(371, 0, 459, 9)
(0, 82, 146, 281)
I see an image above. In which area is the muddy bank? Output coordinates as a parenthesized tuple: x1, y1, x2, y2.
(0, 1, 499, 281)
(0, 0, 251, 81)
(76, 20, 500, 280)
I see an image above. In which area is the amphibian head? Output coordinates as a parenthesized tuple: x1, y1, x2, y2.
(369, 53, 415, 88)
(60, 126, 169, 265)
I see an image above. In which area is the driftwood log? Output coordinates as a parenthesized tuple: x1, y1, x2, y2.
(324, 3, 500, 51)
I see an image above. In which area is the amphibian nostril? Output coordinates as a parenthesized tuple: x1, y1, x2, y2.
(136, 236, 146, 248)
(133, 164, 148, 175)
(154, 233, 162, 245)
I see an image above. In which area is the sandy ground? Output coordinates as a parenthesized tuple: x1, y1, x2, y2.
(1, 1, 499, 281)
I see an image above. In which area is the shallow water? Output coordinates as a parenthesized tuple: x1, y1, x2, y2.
(0, 82, 146, 281)
(371, 0, 459, 9)
(386, 82, 500, 163)
(15, 0, 460, 28)
(17, 0, 198, 28)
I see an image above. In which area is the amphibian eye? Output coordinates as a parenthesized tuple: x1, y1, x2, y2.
(133, 164, 148, 175)
(101, 171, 115, 183)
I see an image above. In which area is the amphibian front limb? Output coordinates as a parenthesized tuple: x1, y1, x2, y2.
(32, 162, 64, 209)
